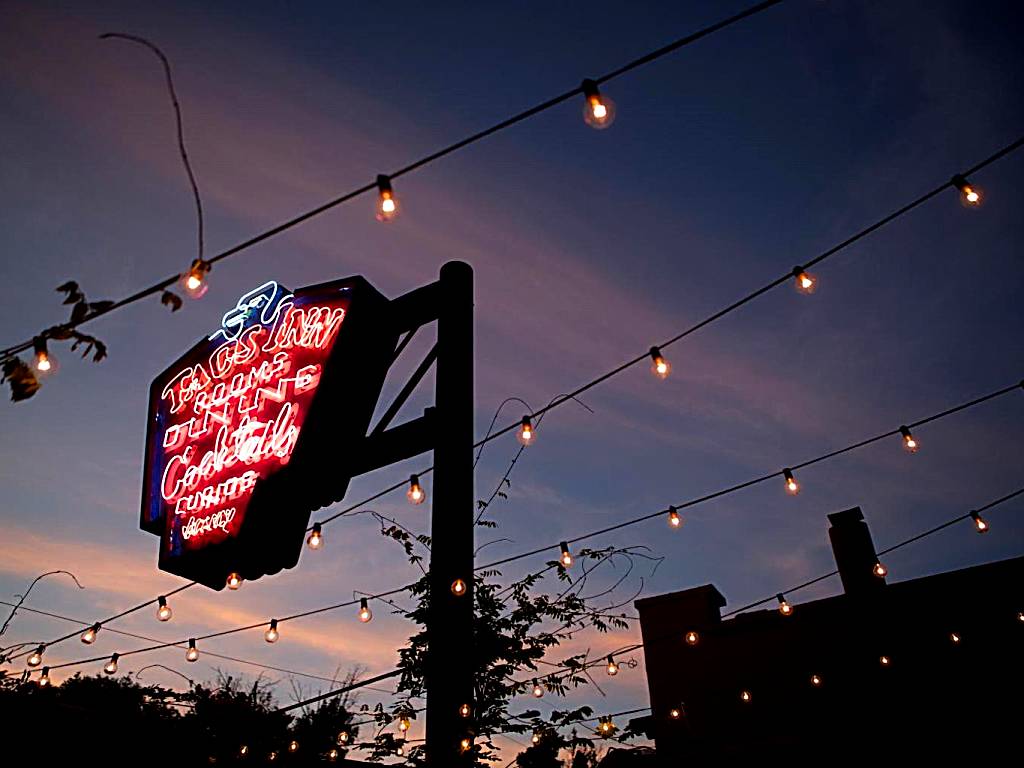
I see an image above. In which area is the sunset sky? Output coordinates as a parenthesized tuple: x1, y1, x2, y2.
(1, 0, 1023, 760)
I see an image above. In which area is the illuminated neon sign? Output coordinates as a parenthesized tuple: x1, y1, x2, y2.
(141, 276, 396, 589)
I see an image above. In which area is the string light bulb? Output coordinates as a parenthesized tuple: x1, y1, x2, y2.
(970, 510, 989, 533)
(81, 623, 100, 644)
(186, 638, 199, 662)
(792, 265, 817, 294)
(810, 674, 822, 687)
(27, 645, 44, 667)
(532, 680, 544, 698)
(307, 522, 323, 550)
(103, 653, 119, 675)
(328, 749, 338, 761)
(39, 667, 51, 686)
(950, 632, 962, 644)
(873, 561, 888, 578)
(740, 690, 752, 703)
(783, 468, 800, 495)
(649, 346, 670, 379)
(879, 655, 891, 667)
(517, 416, 535, 446)
(157, 596, 172, 622)
(265, 619, 279, 644)
(268, 751, 277, 762)
(685, 630, 699, 646)
(180, 259, 211, 299)
(358, 597, 372, 623)
(606, 655, 619, 676)
(288, 741, 299, 753)
(376, 175, 398, 222)
(396, 746, 405, 757)
(559, 541, 573, 568)
(459, 703, 471, 718)
(239, 746, 248, 757)
(668, 707, 682, 720)
(337, 731, 350, 745)
(531, 732, 541, 745)
(581, 78, 615, 129)
(667, 506, 682, 528)
(598, 717, 615, 735)
(899, 425, 918, 453)
(451, 578, 467, 596)
(777, 593, 793, 616)
(226, 572, 242, 590)
(951, 174, 982, 207)
(398, 717, 411, 733)
(1017, 611, 1024, 623)
(32, 337, 56, 375)
(460, 737, 472, 753)
(407, 474, 425, 505)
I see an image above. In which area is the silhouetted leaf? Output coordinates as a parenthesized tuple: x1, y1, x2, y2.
(161, 290, 183, 312)
(2, 357, 40, 402)
(69, 300, 89, 324)
(56, 281, 83, 304)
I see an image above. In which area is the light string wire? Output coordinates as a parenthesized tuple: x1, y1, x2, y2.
(17, 383, 1018, 675)
(0, 0, 786, 364)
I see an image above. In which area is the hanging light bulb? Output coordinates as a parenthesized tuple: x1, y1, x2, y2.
(288, 741, 299, 753)
(460, 737, 472, 753)
(398, 717, 411, 733)
(328, 749, 338, 761)
(951, 174, 982, 207)
(226, 572, 242, 590)
(668, 707, 682, 720)
(239, 746, 248, 757)
(777, 593, 793, 616)
(81, 622, 100, 644)
(559, 541, 573, 568)
(407, 474, 425, 505)
(307, 522, 324, 550)
(792, 265, 817, 295)
(898, 425, 918, 453)
(337, 731, 350, 745)
(103, 653, 119, 675)
(685, 630, 699, 646)
(396, 746, 405, 757)
(810, 674, 822, 687)
(873, 561, 888, 578)
(376, 175, 399, 222)
(950, 632, 962, 644)
(180, 259, 211, 299)
(581, 78, 615, 129)
(1017, 611, 1024, 623)
(358, 597, 372, 623)
(532, 679, 544, 698)
(667, 506, 682, 528)
(606, 655, 619, 676)
(39, 667, 51, 686)
(531, 732, 541, 745)
(27, 645, 44, 667)
(32, 337, 57, 375)
(268, 751, 278, 762)
(186, 638, 199, 662)
(451, 578, 467, 596)
(740, 690, 752, 703)
(598, 717, 615, 735)
(517, 416, 535, 446)
(459, 703, 471, 718)
(969, 510, 989, 533)
(783, 468, 800, 495)
(649, 346, 670, 380)
(157, 596, 173, 622)
(265, 619, 279, 644)
(879, 655, 891, 667)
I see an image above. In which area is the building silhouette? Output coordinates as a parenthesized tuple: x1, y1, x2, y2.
(633, 507, 1023, 764)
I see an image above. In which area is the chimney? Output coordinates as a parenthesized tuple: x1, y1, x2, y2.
(827, 507, 885, 596)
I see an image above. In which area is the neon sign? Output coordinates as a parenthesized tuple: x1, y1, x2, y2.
(141, 276, 396, 589)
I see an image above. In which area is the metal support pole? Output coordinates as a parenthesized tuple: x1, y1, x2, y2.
(425, 261, 474, 766)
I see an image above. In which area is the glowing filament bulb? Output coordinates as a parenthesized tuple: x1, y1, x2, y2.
(952, 174, 982, 206)
(606, 655, 619, 676)
(898, 425, 918, 453)
(32, 337, 55, 375)
(27, 645, 44, 668)
(581, 78, 615, 129)
(792, 265, 817, 294)
(1018, 611, 1024, 623)
(777, 593, 793, 616)
(398, 717, 410, 733)
(685, 630, 699, 646)
(598, 717, 614, 735)
(532, 680, 544, 698)
(396, 747, 405, 756)
(103, 653, 119, 675)
(288, 741, 299, 753)
(669, 707, 682, 719)
(268, 751, 278, 762)
(376, 175, 398, 222)
(328, 749, 338, 761)
(950, 632, 961, 644)
(667, 506, 682, 528)
(226, 572, 242, 590)
(460, 737, 472, 753)
(740, 690, 752, 703)
(180, 259, 211, 299)
(39, 667, 51, 686)
(873, 561, 888, 578)
(649, 346, 670, 379)
(358, 597, 372, 623)
(879, 655, 891, 666)
(459, 703, 471, 718)
(337, 731, 350, 745)
(451, 578, 467, 596)
(407, 474, 425, 505)
(810, 674, 822, 687)
(239, 746, 248, 757)
(157, 596, 172, 622)
(186, 639, 199, 662)
(81, 623, 100, 644)
(532, 732, 541, 745)
(970, 511, 989, 533)
(517, 416, 535, 446)
(307, 522, 323, 550)
(559, 541, 573, 568)
(265, 619, 279, 644)
(783, 468, 799, 495)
